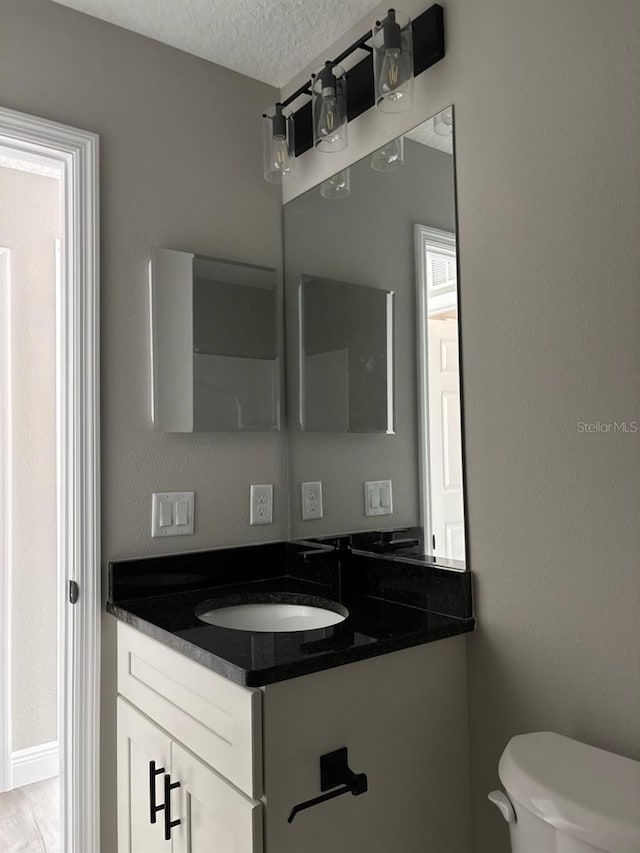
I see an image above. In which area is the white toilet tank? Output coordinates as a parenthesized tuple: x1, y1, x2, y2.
(488, 732, 640, 853)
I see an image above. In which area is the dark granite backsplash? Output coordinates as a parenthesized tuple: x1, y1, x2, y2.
(109, 541, 290, 602)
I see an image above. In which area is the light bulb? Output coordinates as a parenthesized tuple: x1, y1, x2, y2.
(380, 48, 401, 95)
(263, 104, 295, 183)
(373, 9, 413, 113)
(318, 91, 338, 141)
(312, 62, 347, 152)
(271, 134, 292, 175)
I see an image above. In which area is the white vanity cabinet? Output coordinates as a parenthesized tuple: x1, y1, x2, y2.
(116, 620, 472, 853)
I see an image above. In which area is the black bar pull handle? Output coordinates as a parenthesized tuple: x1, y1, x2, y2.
(163, 774, 181, 841)
(148, 760, 165, 824)
(288, 747, 368, 823)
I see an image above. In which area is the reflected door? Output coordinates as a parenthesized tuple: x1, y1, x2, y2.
(427, 317, 465, 561)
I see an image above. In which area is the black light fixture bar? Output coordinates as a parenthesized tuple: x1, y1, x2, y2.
(281, 4, 445, 158)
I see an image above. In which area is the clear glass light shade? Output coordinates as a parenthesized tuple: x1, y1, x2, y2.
(320, 169, 351, 199)
(370, 136, 404, 171)
(373, 9, 414, 113)
(312, 63, 348, 152)
(263, 105, 295, 183)
(434, 106, 453, 136)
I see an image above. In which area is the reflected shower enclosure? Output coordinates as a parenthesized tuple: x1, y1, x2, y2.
(298, 276, 394, 433)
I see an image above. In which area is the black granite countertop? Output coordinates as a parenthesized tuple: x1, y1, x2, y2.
(107, 540, 474, 687)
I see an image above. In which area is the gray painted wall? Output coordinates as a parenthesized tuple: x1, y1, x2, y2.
(0, 166, 60, 753)
(283, 2, 640, 852)
(2, 1, 283, 849)
(284, 139, 455, 538)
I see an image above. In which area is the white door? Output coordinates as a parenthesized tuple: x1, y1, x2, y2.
(427, 317, 465, 560)
(171, 741, 263, 853)
(117, 698, 172, 853)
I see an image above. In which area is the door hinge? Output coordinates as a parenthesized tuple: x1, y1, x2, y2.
(69, 580, 79, 604)
(432, 534, 436, 550)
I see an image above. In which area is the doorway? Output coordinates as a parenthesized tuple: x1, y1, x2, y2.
(0, 107, 100, 853)
(0, 156, 62, 851)
(415, 224, 466, 565)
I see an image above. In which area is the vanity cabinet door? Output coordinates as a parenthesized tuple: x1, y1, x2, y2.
(117, 621, 263, 799)
(170, 741, 263, 853)
(117, 697, 172, 853)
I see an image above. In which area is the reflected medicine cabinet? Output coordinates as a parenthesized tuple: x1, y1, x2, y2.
(150, 248, 281, 433)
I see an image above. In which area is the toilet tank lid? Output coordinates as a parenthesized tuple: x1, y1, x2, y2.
(499, 732, 640, 853)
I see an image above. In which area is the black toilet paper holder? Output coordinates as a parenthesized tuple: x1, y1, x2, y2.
(288, 747, 368, 823)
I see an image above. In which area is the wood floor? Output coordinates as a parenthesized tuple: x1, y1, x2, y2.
(0, 777, 59, 853)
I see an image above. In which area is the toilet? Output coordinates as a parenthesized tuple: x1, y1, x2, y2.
(488, 731, 640, 852)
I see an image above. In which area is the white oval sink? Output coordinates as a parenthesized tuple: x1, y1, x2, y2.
(197, 600, 347, 633)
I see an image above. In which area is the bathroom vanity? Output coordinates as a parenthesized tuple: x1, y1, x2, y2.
(109, 541, 473, 853)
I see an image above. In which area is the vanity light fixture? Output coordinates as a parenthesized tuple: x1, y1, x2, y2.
(373, 10, 414, 112)
(370, 136, 404, 171)
(262, 102, 295, 183)
(434, 105, 453, 136)
(261, 4, 444, 182)
(320, 168, 351, 199)
(312, 62, 348, 152)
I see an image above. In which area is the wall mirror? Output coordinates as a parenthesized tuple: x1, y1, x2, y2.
(150, 248, 281, 433)
(284, 106, 467, 568)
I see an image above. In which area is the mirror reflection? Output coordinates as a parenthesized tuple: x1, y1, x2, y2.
(284, 106, 466, 567)
(299, 276, 394, 433)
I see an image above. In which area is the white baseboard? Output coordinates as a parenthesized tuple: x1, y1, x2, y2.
(11, 740, 59, 789)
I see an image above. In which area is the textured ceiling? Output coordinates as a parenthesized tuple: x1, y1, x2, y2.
(51, 0, 383, 87)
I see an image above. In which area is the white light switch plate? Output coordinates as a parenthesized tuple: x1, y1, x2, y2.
(301, 481, 323, 520)
(152, 491, 194, 537)
(364, 480, 393, 517)
(250, 484, 273, 525)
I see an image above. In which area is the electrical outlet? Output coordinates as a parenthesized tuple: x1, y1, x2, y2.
(301, 481, 323, 520)
(250, 484, 273, 525)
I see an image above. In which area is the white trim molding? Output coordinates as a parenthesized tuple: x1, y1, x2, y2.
(12, 741, 59, 790)
(0, 106, 100, 852)
(0, 247, 12, 794)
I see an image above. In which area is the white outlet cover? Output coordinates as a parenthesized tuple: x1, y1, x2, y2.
(301, 481, 323, 521)
(152, 491, 195, 537)
(250, 484, 273, 525)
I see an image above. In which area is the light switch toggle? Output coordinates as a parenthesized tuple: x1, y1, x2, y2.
(175, 501, 189, 526)
(152, 492, 195, 537)
(159, 501, 173, 528)
(364, 480, 393, 517)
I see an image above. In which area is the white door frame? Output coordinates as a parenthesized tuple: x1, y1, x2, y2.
(0, 246, 12, 794)
(414, 224, 458, 559)
(0, 106, 100, 853)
